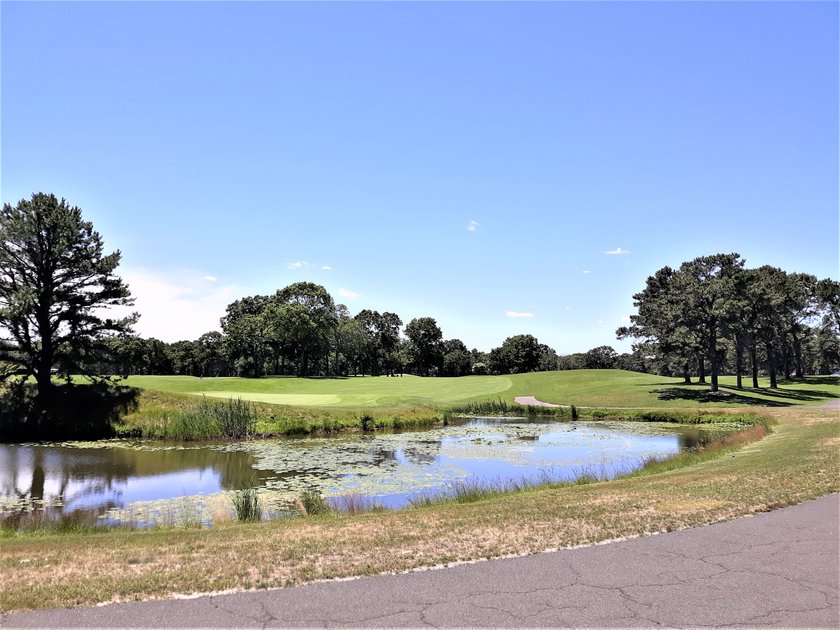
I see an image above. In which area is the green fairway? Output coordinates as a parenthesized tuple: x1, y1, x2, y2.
(123, 370, 840, 409)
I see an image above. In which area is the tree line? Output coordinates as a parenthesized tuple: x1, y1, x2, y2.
(96, 281, 632, 378)
(96, 255, 839, 382)
(617, 253, 840, 390)
(2, 196, 838, 403)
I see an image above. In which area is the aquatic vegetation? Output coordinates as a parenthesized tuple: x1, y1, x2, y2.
(297, 488, 330, 516)
(1, 414, 764, 531)
(123, 396, 257, 441)
(231, 488, 262, 522)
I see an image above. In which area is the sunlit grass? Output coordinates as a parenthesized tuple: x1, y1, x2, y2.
(122, 371, 840, 409)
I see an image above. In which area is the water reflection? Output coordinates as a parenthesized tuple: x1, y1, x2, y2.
(0, 419, 717, 525)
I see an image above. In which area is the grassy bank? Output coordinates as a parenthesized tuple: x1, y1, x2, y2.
(1, 406, 836, 612)
(123, 371, 840, 409)
(115, 389, 449, 439)
(450, 399, 769, 428)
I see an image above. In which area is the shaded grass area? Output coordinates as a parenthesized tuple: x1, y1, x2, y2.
(0, 383, 140, 442)
(505, 371, 840, 408)
(122, 371, 840, 410)
(2, 406, 835, 612)
(653, 376, 840, 406)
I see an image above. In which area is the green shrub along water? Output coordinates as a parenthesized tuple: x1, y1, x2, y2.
(131, 397, 257, 441)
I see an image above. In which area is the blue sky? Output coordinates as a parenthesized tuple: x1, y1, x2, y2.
(2, 2, 837, 353)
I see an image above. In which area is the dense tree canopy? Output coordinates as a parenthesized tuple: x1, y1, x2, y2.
(404, 317, 444, 376)
(618, 253, 838, 389)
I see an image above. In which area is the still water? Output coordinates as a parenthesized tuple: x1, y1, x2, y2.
(0, 418, 712, 526)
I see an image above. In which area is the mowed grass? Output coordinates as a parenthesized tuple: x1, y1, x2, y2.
(124, 374, 513, 407)
(123, 370, 840, 409)
(2, 405, 836, 612)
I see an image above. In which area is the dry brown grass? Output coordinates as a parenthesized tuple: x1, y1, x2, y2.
(1, 407, 837, 612)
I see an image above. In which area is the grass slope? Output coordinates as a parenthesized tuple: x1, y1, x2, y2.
(123, 371, 840, 409)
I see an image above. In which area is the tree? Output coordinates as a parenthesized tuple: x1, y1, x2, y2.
(404, 317, 444, 376)
(273, 282, 337, 376)
(355, 309, 403, 375)
(490, 334, 542, 374)
(220, 294, 270, 376)
(619, 253, 744, 392)
(583, 345, 618, 369)
(441, 339, 471, 377)
(0, 193, 136, 416)
(538, 344, 559, 372)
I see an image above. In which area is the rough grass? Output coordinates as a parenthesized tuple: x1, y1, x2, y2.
(122, 371, 840, 409)
(1, 406, 836, 612)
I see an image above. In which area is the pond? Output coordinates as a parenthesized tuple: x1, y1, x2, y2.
(0, 418, 717, 527)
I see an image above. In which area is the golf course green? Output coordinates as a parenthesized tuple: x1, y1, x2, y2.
(124, 370, 840, 409)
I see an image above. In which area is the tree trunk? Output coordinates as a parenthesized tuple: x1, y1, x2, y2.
(735, 334, 743, 389)
(697, 355, 706, 384)
(767, 338, 778, 389)
(781, 338, 792, 380)
(682, 362, 691, 384)
(749, 340, 759, 388)
(793, 334, 804, 378)
(709, 332, 719, 392)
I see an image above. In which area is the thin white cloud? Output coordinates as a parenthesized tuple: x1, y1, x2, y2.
(605, 247, 631, 255)
(620, 314, 632, 324)
(338, 287, 360, 300)
(467, 220, 479, 232)
(287, 261, 309, 270)
(322, 265, 332, 271)
(117, 268, 239, 342)
(505, 311, 534, 318)
(597, 320, 604, 324)
(565, 306, 572, 311)
(205, 275, 218, 282)
(582, 270, 590, 274)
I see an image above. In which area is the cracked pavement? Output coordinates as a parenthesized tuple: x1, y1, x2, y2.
(3, 494, 837, 628)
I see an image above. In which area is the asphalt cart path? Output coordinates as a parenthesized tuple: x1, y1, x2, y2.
(3, 494, 838, 628)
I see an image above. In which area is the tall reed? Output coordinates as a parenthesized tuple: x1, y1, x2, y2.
(231, 488, 262, 522)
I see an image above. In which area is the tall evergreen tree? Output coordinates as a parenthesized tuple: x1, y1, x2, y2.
(0, 193, 136, 418)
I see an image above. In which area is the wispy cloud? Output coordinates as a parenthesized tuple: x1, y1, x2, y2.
(620, 314, 632, 324)
(287, 261, 309, 270)
(582, 270, 590, 275)
(505, 311, 534, 318)
(467, 220, 479, 232)
(118, 268, 239, 342)
(322, 265, 332, 271)
(605, 247, 630, 255)
(338, 287, 360, 300)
